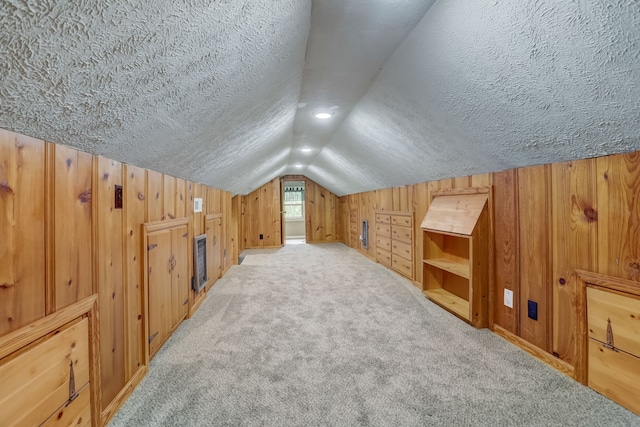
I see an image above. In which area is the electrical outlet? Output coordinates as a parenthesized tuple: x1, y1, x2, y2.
(504, 289, 513, 308)
(528, 300, 538, 320)
(259, 234, 263, 240)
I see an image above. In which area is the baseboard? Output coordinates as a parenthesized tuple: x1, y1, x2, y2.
(189, 291, 206, 318)
(101, 366, 147, 425)
(492, 324, 575, 379)
(412, 280, 423, 290)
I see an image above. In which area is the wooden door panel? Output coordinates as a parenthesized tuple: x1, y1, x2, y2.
(147, 230, 172, 356)
(171, 226, 189, 328)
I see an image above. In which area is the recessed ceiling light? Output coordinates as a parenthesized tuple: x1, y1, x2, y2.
(294, 164, 304, 168)
(313, 112, 333, 119)
(300, 148, 312, 153)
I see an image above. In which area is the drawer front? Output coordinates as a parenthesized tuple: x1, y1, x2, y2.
(589, 338, 640, 416)
(376, 236, 391, 251)
(350, 232, 360, 247)
(0, 319, 90, 427)
(349, 222, 358, 234)
(392, 254, 413, 278)
(391, 239, 413, 260)
(376, 248, 392, 267)
(41, 384, 92, 427)
(391, 225, 412, 244)
(391, 215, 411, 227)
(376, 223, 391, 238)
(349, 211, 358, 222)
(587, 287, 640, 356)
(376, 213, 391, 224)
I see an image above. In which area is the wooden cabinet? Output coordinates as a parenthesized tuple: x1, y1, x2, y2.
(421, 190, 490, 328)
(586, 283, 640, 416)
(375, 211, 414, 280)
(144, 218, 190, 359)
(205, 214, 223, 290)
(0, 296, 98, 427)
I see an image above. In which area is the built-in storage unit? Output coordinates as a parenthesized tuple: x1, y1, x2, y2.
(580, 272, 640, 416)
(144, 218, 190, 359)
(376, 211, 414, 280)
(0, 296, 99, 427)
(205, 214, 223, 291)
(349, 209, 359, 249)
(421, 189, 490, 328)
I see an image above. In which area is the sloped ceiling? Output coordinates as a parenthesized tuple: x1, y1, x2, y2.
(1, 0, 639, 196)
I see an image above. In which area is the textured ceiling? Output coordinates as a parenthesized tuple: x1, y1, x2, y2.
(1, 0, 639, 196)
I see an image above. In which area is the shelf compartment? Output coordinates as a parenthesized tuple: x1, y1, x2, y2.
(424, 288, 469, 320)
(423, 258, 469, 279)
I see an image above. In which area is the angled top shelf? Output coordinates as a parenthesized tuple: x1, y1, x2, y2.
(420, 193, 488, 236)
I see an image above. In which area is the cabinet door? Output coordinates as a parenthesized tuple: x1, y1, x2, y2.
(147, 230, 172, 356)
(171, 226, 189, 328)
(206, 217, 222, 286)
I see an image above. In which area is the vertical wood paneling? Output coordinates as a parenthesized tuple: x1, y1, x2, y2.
(0, 129, 46, 336)
(242, 178, 282, 248)
(306, 180, 337, 242)
(397, 186, 410, 212)
(597, 152, 640, 281)
(492, 169, 519, 334)
(175, 178, 186, 219)
(518, 164, 552, 352)
(454, 175, 472, 189)
(146, 170, 163, 222)
(392, 187, 401, 211)
(413, 183, 429, 287)
(231, 195, 241, 262)
(124, 164, 146, 378)
(96, 156, 125, 408)
(163, 175, 176, 220)
(377, 188, 393, 211)
(53, 144, 93, 311)
(208, 187, 221, 214)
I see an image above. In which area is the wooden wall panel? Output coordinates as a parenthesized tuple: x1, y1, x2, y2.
(193, 183, 205, 237)
(163, 175, 176, 220)
(208, 187, 222, 214)
(492, 169, 519, 334)
(0, 129, 46, 336)
(597, 152, 640, 281)
(124, 164, 147, 378)
(231, 195, 241, 262)
(146, 170, 163, 222)
(52, 144, 93, 311)
(95, 156, 126, 408)
(377, 188, 393, 211)
(242, 178, 281, 248)
(412, 182, 429, 287)
(175, 178, 186, 219)
(518, 165, 552, 352)
(305, 180, 338, 243)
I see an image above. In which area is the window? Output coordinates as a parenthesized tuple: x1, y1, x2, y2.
(284, 186, 304, 220)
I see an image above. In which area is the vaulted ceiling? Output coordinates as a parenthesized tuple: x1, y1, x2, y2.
(1, 1, 639, 196)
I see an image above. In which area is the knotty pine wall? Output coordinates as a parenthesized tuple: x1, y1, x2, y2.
(0, 127, 237, 421)
(338, 151, 640, 381)
(240, 175, 341, 248)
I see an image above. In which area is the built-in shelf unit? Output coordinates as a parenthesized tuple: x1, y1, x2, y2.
(421, 188, 491, 328)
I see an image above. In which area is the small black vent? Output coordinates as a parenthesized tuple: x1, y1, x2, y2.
(362, 220, 369, 249)
(193, 234, 208, 293)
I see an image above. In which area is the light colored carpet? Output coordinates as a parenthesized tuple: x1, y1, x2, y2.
(109, 243, 640, 427)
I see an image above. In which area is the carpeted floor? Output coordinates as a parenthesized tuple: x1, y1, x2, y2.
(109, 243, 640, 427)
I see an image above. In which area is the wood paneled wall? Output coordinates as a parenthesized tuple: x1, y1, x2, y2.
(242, 177, 282, 248)
(338, 151, 640, 381)
(0, 127, 235, 424)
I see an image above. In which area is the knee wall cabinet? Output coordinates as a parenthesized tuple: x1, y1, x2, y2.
(375, 211, 414, 280)
(144, 218, 191, 359)
(580, 271, 640, 416)
(421, 189, 491, 328)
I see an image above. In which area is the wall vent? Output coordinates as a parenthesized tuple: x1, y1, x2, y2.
(193, 234, 208, 293)
(361, 220, 369, 249)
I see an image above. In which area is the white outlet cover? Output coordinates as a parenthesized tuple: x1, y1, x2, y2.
(194, 197, 203, 213)
(504, 289, 514, 309)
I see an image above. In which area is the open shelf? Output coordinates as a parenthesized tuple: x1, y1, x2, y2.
(423, 258, 469, 279)
(421, 189, 490, 328)
(423, 288, 469, 320)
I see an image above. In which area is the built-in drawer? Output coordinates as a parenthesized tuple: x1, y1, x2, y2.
(350, 222, 358, 234)
(349, 211, 358, 222)
(376, 213, 391, 224)
(588, 338, 640, 416)
(376, 236, 391, 252)
(0, 318, 91, 427)
(41, 384, 92, 427)
(391, 215, 411, 227)
(376, 223, 391, 238)
(391, 239, 412, 260)
(391, 225, 412, 244)
(350, 232, 359, 246)
(392, 254, 413, 279)
(587, 287, 640, 356)
(376, 248, 392, 267)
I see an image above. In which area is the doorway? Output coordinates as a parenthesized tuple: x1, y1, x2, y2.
(283, 180, 306, 243)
